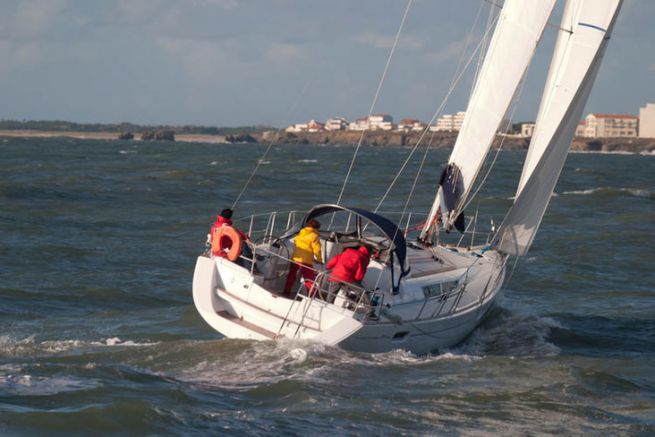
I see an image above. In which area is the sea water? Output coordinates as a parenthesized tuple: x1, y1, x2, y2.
(1, 137, 653, 434)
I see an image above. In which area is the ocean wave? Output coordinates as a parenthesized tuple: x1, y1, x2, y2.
(0, 335, 159, 357)
(297, 159, 318, 163)
(173, 336, 481, 392)
(560, 187, 653, 199)
(458, 301, 562, 357)
(507, 192, 558, 200)
(639, 149, 655, 156)
(570, 150, 635, 155)
(0, 371, 100, 396)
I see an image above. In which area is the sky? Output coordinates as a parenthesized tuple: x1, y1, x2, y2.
(0, 0, 653, 127)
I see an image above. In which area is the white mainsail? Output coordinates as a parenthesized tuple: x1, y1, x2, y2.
(495, 0, 623, 256)
(421, 0, 555, 238)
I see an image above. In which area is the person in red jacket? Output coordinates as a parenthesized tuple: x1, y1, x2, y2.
(209, 208, 252, 267)
(325, 244, 370, 302)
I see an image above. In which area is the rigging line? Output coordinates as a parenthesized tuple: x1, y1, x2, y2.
(393, 1, 491, 224)
(487, 0, 562, 35)
(455, 0, 552, 224)
(470, 0, 496, 98)
(504, 254, 520, 285)
(335, 0, 413, 206)
(481, 0, 502, 9)
(373, 12, 500, 213)
(458, 0, 488, 100)
(371, 12, 500, 293)
(547, 22, 573, 34)
(482, 0, 571, 34)
(458, 56, 530, 216)
(231, 78, 313, 209)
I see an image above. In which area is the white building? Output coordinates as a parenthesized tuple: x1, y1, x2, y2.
(397, 118, 426, 132)
(348, 114, 394, 131)
(575, 120, 589, 137)
(576, 113, 638, 138)
(285, 119, 325, 133)
(639, 103, 655, 138)
(285, 123, 308, 133)
(369, 114, 394, 130)
(431, 111, 466, 132)
(520, 123, 535, 137)
(325, 117, 349, 131)
(307, 120, 324, 132)
(432, 114, 453, 131)
(453, 111, 466, 130)
(348, 117, 369, 131)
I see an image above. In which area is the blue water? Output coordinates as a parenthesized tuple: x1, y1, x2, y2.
(1, 137, 654, 434)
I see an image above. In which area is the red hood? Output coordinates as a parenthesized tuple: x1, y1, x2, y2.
(358, 246, 370, 256)
(214, 216, 232, 226)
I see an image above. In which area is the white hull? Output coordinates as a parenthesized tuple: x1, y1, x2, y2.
(193, 242, 505, 355)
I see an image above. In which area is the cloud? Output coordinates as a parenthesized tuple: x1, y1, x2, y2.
(649, 64, 655, 72)
(192, 0, 238, 9)
(353, 32, 424, 51)
(265, 43, 306, 62)
(423, 38, 470, 63)
(115, 0, 162, 23)
(1, 0, 68, 39)
(0, 41, 44, 77)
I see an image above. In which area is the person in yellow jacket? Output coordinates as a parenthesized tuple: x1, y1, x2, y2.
(284, 219, 322, 296)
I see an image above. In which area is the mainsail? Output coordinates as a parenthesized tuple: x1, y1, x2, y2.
(421, 0, 555, 238)
(495, 0, 623, 256)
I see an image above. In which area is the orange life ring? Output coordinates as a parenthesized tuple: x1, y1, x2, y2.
(212, 226, 243, 261)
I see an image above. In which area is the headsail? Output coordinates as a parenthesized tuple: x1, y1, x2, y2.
(495, 0, 623, 256)
(421, 0, 555, 238)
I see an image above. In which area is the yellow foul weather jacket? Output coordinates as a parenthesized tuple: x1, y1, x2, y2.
(292, 226, 322, 265)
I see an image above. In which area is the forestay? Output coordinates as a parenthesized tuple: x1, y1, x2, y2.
(495, 0, 623, 256)
(422, 0, 555, 236)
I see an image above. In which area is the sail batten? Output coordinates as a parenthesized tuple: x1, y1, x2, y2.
(495, 0, 623, 256)
(421, 0, 556, 238)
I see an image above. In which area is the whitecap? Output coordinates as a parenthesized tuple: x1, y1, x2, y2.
(41, 339, 83, 353)
(625, 188, 652, 198)
(0, 335, 36, 357)
(562, 188, 600, 195)
(289, 348, 308, 362)
(0, 335, 159, 356)
(561, 187, 652, 198)
(0, 373, 99, 396)
(459, 300, 562, 357)
(298, 159, 318, 163)
(570, 149, 635, 155)
(94, 337, 159, 347)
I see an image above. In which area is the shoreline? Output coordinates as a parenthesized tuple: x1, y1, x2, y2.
(0, 130, 227, 144)
(1, 129, 654, 153)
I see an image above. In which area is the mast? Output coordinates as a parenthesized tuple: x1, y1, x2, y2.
(494, 0, 623, 256)
(420, 0, 556, 240)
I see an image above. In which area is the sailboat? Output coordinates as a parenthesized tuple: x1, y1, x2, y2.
(192, 0, 623, 355)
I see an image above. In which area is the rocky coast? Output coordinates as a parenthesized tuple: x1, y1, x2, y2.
(1, 128, 654, 153)
(255, 130, 655, 153)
